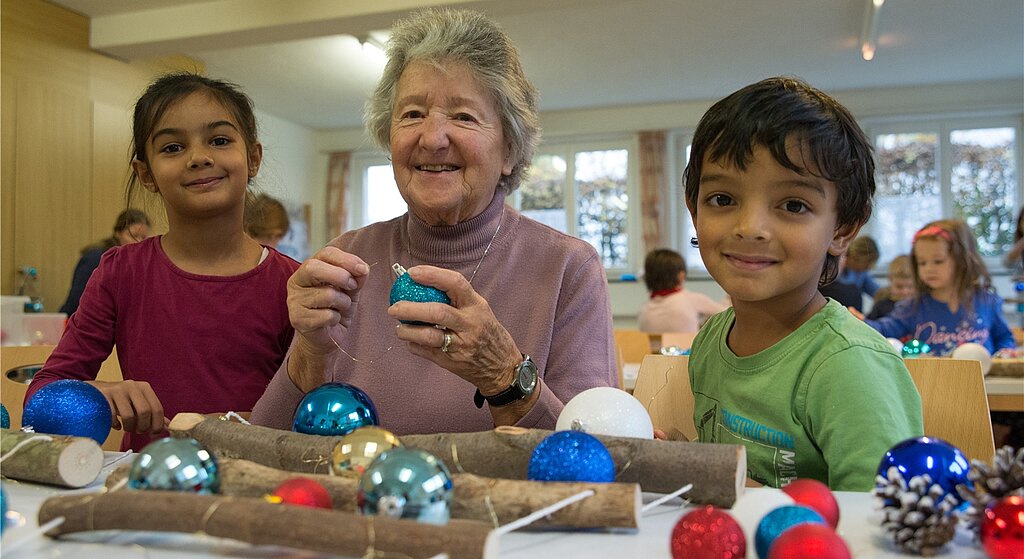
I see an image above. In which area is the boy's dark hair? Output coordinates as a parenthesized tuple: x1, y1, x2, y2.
(683, 76, 875, 285)
(644, 248, 686, 292)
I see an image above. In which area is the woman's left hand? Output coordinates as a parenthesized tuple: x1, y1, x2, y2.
(388, 265, 521, 396)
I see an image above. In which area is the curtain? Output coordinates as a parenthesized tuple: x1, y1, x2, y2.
(326, 151, 351, 239)
(638, 130, 667, 254)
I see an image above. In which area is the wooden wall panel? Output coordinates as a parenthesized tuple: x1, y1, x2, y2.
(2, 73, 18, 297)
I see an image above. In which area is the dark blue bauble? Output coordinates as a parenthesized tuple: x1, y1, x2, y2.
(22, 380, 110, 444)
(754, 504, 827, 559)
(1, 403, 9, 429)
(389, 270, 451, 326)
(357, 448, 453, 525)
(527, 430, 615, 483)
(876, 436, 972, 502)
(128, 437, 219, 494)
(293, 382, 379, 436)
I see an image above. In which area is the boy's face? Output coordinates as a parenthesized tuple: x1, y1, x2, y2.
(687, 144, 855, 309)
(889, 277, 914, 300)
(845, 256, 873, 272)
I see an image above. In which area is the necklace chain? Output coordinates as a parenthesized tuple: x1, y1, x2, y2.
(468, 205, 505, 285)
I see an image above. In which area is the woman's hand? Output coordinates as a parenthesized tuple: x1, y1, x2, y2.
(87, 379, 168, 435)
(286, 246, 370, 391)
(388, 265, 521, 397)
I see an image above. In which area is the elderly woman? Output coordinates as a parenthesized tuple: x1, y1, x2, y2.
(251, 9, 616, 434)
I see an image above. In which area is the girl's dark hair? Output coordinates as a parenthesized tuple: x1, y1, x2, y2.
(1014, 207, 1024, 243)
(82, 208, 150, 254)
(643, 249, 686, 292)
(683, 76, 875, 285)
(911, 219, 991, 313)
(126, 72, 259, 207)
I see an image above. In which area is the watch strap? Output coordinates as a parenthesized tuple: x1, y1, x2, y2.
(473, 354, 536, 408)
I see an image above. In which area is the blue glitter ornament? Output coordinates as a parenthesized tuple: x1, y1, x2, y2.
(901, 339, 931, 358)
(1, 403, 9, 429)
(389, 263, 451, 325)
(128, 437, 219, 494)
(357, 448, 453, 525)
(527, 430, 615, 483)
(1, 484, 7, 536)
(293, 382, 378, 436)
(876, 436, 972, 503)
(22, 379, 110, 444)
(754, 504, 827, 559)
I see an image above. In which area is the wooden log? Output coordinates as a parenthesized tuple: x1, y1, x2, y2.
(38, 491, 497, 559)
(990, 358, 1024, 378)
(170, 413, 745, 507)
(105, 457, 641, 530)
(0, 428, 103, 488)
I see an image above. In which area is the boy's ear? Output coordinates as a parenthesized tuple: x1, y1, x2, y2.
(132, 160, 158, 193)
(248, 142, 264, 180)
(829, 222, 862, 256)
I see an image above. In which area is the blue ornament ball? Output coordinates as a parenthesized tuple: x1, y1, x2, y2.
(22, 379, 110, 444)
(1, 403, 9, 429)
(1, 484, 7, 536)
(527, 430, 615, 483)
(128, 437, 219, 494)
(389, 266, 451, 326)
(293, 382, 378, 436)
(876, 436, 972, 502)
(901, 339, 931, 358)
(754, 504, 827, 559)
(357, 448, 453, 525)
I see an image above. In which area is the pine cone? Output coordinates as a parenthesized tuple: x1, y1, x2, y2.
(957, 445, 1024, 535)
(875, 467, 958, 556)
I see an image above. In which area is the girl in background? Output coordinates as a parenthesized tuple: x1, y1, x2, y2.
(864, 219, 1014, 356)
(60, 209, 151, 315)
(27, 73, 299, 451)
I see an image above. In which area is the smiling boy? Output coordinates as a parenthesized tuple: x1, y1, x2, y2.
(683, 77, 923, 491)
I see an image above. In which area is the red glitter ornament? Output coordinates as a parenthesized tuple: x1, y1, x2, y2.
(981, 495, 1024, 559)
(670, 505, 746, 559)
(766, 523, 851, 559)
(269, 477, 333, 509)
(781, 478, 840, 529)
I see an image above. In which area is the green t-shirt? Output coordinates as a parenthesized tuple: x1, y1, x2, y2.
(690, 300, 924, 491)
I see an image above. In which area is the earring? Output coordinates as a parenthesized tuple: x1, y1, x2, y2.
(690, 237, 699, 248)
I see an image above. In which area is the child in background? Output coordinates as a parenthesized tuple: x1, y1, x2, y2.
(866, 255, 914, 320)
(837, 235, 881, 297)
(245, 193, 290, 249)
(26, 73, 300, 451)
(60, 209, 151, 315)
(637, 248, 728, 333)
(684, 77, 922, 491)
(864, 219, 1015, 356)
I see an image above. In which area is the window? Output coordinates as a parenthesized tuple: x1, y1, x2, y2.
(514, 140, 639, 273)
(351, 155, 406, 228)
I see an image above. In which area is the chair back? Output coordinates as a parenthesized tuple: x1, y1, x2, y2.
(631, 354, 696, 441)
(903, 358, 996, 462)
(660, 332, 697, 351)
(1, 345, 124, 451)
(614, 329, 653, 365)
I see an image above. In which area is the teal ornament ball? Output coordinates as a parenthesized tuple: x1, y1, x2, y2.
(527, 430, 615, 483)
(1, 484, 7, 536)
(1, 403, 9, 429)
(357, 448, 453, 525)
(22, 379, 110, 444)
(901, 339, 931, 358)
(128, 437, 220, 494)
(293, 382, 378, 436)
(754, 504, 827, 559)
(389, 263, 450, 326)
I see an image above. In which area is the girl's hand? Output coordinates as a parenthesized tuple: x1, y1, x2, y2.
(287, 246, 370, 353)
(848, 306, 866, 320)
(86, 379, 168, 435)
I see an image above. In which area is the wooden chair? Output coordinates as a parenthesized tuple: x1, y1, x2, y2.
(631, 354, 696, 441)
(1, 344, 124, 451)
(613, 329, 654, 365)
(903, 358, 996, 462)
(660, 332, 697, 351)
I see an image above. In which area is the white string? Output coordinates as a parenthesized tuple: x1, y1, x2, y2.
(0, 434, 53, 464)
(0, 515, 66, 555)
(426, 555, 449, 559)
(493, 489, 594, 536)
(219, 411, 251, 425)
(641, 484, 693, 513)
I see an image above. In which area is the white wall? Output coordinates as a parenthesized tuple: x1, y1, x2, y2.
(255, 109, 316, 209)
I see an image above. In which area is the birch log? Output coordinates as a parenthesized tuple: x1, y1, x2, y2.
(170, 414, 745, 507)
(38, 491, 497, 559)
(105, 457, 641, 530)
(0, 428, 103, 488)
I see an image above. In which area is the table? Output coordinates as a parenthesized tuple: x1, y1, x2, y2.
(0, 453, 989, 559)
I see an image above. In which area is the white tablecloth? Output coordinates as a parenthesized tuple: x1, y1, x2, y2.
(0, 452, 989, 559)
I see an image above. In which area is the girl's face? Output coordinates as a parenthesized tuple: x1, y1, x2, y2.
(914, 237, 956, 294)
(133, 91, 261, 222)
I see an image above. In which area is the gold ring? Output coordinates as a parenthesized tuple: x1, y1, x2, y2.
(440, 331, 453, 353)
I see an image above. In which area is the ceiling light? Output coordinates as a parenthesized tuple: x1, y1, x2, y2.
(360, 32, 388, 55)
(860, 0, 884, 61)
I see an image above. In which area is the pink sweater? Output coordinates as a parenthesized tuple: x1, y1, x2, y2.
(251, 194, 618, 434)
(26, 237, 299, 451)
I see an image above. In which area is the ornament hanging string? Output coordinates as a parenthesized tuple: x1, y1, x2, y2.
(451, 442, 501, 528)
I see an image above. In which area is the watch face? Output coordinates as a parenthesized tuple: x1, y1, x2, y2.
(516, 360, 538, 394)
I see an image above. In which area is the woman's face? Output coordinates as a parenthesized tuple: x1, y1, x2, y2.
(389, 60, 513, 226)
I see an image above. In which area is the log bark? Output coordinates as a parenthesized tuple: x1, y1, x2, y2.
(38, 491, 497, 559)
(991, 358, 1024, 378)
(170, 414, 745, 507)
(105, 457, 641, 530)
(0, 428, 103, 488)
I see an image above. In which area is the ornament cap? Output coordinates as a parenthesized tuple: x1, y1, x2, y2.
(392, 263, 407, 278)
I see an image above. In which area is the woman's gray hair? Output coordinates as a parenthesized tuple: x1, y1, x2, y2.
(365, 8, 541, 193)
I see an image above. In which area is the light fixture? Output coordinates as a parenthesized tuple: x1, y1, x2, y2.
(860, 0, 885, 61)
(360, 32, 388, 54)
